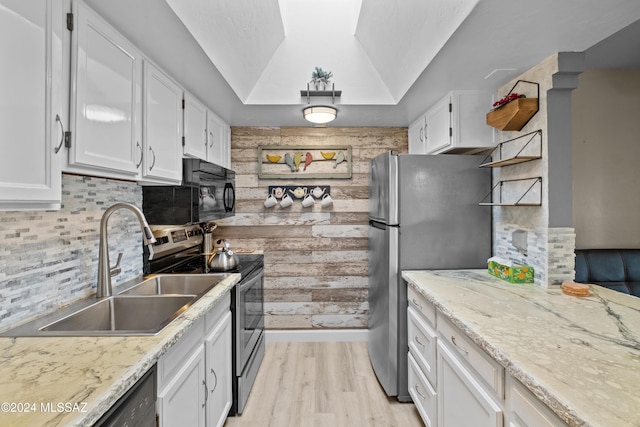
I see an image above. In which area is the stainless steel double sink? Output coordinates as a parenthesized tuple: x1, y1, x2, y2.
(0, 274, 229, 337)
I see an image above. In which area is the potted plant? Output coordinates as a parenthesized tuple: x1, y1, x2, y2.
(311, 67, 333, 91)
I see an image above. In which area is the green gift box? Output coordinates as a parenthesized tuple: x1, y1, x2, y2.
(488, 257, 534, 284)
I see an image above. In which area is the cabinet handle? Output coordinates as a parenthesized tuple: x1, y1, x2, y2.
(415, 336, 425, 347)
(136, 142, 143, 168)
(149, 147, 156, 171)
(411, 298, 423, 310)
(209, 131, 214, 148)
(419, 127, 424, 143)
(210, 368, 217, 393)
(415, 384, 426, 399)
(202, 380, 208, 407)
(54, 114, 64, 153)
(451, 335, 469, 355)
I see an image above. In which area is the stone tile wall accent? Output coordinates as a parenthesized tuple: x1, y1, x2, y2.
(0, 174, 143, 331)
(215, 127, 407, 330)
(546, 228, 576, 286)
(495, 222, 575, 287)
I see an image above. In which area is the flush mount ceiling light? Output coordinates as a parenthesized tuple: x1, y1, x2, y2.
(302, 106, 337, 124)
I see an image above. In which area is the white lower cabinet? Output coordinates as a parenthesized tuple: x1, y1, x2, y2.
(408, 352, 437, 427)
(205, 311, 233, 427)
(506, 376, 567, 427)
(407, 287, 438, 426)
(437, 339, 503, 427)
(158, 342, 207, 427)
(157, 294, 232, 427)
(408, 284, 567, 427)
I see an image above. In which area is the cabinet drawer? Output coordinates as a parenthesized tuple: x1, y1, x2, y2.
(408, 286, 435, 328)
(408, 352, 437, 427)
(205, 293, 230, 331)
(408, 306, 437, 386)
(437, 313, 504, 398)
(158, 317, 205, 387)
(507, 376, 567, 427)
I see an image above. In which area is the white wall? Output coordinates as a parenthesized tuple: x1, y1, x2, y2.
(572, 69, 640, 248)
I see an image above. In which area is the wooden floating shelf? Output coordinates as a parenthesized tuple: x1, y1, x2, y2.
(486, 98, 539, 131)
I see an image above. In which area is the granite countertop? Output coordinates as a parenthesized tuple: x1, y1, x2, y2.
(402, 269, 640, 427)
(0, 273, 241, 427)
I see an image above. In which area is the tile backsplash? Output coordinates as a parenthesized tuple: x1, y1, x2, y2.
(0, 174, 144, 331)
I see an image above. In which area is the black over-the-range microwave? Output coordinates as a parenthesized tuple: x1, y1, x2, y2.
(143, 158, 235, 225)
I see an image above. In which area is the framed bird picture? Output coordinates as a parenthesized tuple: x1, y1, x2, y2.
(257, 145, 352, 179)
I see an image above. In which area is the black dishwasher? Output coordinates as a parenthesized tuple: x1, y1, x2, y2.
(93, 365, 157, 427)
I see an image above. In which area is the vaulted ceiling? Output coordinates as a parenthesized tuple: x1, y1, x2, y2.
(164, 0, 480, 105)
(85, 0, 640, 127)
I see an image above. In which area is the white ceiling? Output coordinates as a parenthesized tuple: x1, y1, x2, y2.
(84, 0, 640, 127)
(165, 0, 480, 105)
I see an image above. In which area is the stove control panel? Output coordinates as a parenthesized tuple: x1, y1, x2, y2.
(147, 224, 203, 260)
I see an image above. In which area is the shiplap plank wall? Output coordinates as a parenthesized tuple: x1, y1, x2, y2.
(215, 127, 408, 329)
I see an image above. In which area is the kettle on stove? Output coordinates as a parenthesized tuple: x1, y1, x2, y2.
(208, 239, 239, 271)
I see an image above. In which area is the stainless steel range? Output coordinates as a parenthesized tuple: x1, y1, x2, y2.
(144, 224, 265, 415)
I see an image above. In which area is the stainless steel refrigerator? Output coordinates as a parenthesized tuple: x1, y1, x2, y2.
(368, 152, 491, 401)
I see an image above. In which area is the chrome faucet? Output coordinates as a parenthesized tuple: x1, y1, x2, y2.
(97, 202, 156, 298)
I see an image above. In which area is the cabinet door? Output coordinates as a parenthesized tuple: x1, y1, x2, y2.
(142, 60, 182, 183)
(451, 90, 494, 151)
(205, 311, 233, 427)
(437, 340, 503, 427)
(158, 344, 206, 427)
(69, 1, 142, 177)
(183, 93, 208, 160)
(222, 123, 231, 169)
(425, 95, 451, 154)
(206, 110, 225, 167)
(0, 0, 63, 209)
(408, 115, 426, 154)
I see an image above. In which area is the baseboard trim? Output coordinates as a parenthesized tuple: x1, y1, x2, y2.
(265, 329, 368, 343)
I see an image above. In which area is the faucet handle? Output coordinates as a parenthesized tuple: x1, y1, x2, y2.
(110, 252, 123, 277)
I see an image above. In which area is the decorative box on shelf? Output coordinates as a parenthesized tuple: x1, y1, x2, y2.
(486, 79, 539, 131)
(488, 257, 534, 284)
(486, 97, 539, 131)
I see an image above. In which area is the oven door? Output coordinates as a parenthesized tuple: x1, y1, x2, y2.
(236, 265, 264, 375)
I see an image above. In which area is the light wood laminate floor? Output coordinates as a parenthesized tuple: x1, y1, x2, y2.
(225, 341, 423, 427)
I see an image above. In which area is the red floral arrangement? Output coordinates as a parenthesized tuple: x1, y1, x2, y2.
(492, 92, 526, 109)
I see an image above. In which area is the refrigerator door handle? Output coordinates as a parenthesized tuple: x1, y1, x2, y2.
(369, 220, 387, 230)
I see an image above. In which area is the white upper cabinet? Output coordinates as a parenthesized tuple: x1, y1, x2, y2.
(408, 115, 427, 154)
(206, 110, 226, 167)
(183, 92, 208, 160)
(184, 91, 231, 168)
(67, 0, 142, 178)
(423, 90, 495, 155)
(222, 124, 231, 168)
(142, 60, 183, 183)
(0, 0, 64, 210)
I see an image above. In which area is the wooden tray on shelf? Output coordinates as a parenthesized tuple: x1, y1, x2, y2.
(486, 98, 538, 131)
